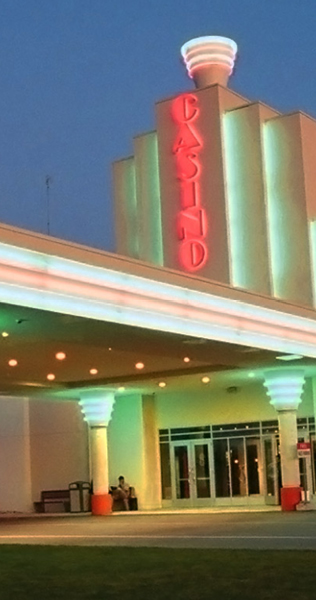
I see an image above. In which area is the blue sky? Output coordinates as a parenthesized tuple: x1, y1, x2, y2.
(0, 0, 315, 251)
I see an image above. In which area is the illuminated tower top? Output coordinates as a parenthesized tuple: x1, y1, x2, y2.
(181, 36, 238, 88)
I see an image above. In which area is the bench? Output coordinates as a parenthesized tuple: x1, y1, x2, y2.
(34, 489, 70, 513)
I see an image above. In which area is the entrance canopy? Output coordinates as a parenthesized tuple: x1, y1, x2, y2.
(0, 222, 315, 399)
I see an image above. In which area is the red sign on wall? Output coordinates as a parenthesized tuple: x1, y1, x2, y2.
(171, 94, 208, 272)
(297, 442, 311, 458)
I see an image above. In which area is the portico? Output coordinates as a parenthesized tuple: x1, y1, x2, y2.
(1, 35, 316, 515)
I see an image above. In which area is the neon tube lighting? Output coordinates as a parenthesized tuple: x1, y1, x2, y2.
(0, 242, 315, 358)
(181, 36, 237, 56)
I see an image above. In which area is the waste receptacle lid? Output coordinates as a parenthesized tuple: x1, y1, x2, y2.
(69, 481, 91, 489)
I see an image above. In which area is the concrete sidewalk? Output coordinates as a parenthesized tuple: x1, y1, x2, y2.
(0, 504, 282, 519)
(1, 509, 316, 549)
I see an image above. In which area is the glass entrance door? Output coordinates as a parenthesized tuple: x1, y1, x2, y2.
(213, 436, 263, 501)
(171, 441, 212, 506)
(170, 435, 277, 507)
(263, 435, 279, 504)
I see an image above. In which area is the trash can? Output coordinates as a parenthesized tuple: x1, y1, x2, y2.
(69, 481, 91, 513)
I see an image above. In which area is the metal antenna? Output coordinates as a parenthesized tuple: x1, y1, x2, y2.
(45, 175, 52, 235)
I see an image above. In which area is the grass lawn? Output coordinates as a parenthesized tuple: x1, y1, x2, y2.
(0, 546, 315, 599)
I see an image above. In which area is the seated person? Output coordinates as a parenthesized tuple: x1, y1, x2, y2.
(112, 476, 130, 511)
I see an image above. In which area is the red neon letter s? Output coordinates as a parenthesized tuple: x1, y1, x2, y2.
(176, 152, 201, 181)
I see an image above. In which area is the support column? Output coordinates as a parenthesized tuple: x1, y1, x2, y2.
(264, 370, 305, 511)
(79, 390, 116, 516)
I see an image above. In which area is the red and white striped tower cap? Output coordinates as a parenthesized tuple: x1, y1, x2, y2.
(181, 36, 238, 88)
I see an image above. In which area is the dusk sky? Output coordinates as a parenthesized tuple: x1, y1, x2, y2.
(0, 0, 315, 252)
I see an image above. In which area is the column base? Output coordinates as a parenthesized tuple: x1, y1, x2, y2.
(280, 486, 302, 511)
(91, 493, 112, 515)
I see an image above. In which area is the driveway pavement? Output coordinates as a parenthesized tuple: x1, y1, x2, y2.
(1, 511, 316, 549)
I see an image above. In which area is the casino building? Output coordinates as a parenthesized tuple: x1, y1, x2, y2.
(1, 36, 316, 514)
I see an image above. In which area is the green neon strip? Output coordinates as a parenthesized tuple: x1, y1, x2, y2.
(222, 109, 271, 294)
(222, 111, 248, 288)
(262, 122, 284, 297)
(135, 132, 163, 266)
(309, 221, 316, 306)
(123, 158, 139, 258)
(262, 118, 313, 306)
(147, 133, 163, 266)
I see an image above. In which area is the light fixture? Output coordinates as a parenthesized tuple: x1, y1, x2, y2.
(135, 362, 144, 370)
(117, 386, 125, 392)
(276, 354, 303, 361)
(248, 372, 255, 378)
(201, 376, 210, 383)
(158, 381, 166, 388)
(47, 373, 55, 381)
(55, 352, 66, 360)
(183, 357, 190, 363)
(1, 332, 9, 338)
(89, 368, 98, 375)
(8, 359, 17, 367)
(108, 347, 112, 351)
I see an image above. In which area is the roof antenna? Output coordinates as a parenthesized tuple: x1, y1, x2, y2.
(45, 175, 52, 235)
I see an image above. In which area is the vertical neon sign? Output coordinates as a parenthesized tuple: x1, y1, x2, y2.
(171, 94, 208, 271)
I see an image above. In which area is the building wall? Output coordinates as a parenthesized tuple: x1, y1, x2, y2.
(29, 399, 89, 503)
(0, 377, 313, 513)
(0, 397, 32, 512)
(108, 393, 161, 510)
(156, 380, 313, 429)
(107, 380, 314, 509)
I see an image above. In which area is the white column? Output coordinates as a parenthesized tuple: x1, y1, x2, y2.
(277, 410, 300, 487)
(90, 426, 109, 495)
(79, 389, 116, 515)
(264, 369, 305, 510)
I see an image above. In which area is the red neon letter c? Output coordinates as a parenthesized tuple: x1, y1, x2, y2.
(171, 94, 199, 123)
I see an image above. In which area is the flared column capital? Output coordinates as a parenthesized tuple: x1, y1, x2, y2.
(79, 389, 116, 427)
(263, 369, 305, 411)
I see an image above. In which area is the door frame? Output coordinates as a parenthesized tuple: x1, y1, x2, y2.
(170, 440, 214, 507)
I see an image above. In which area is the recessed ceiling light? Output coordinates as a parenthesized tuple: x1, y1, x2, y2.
(8, 359, 17, 367)
(248, 372, 255, 378)
(158, 381, 166, 388)
(89, 368, 98, 375)
(47, 373, 55, 381)
(55, 352, 66, 360)
(1, 332, 9, 338)
(135, 362, 144, 370)
(183, 357, 190, 363)
(276, 354, 303, 361)
(201, 376, 210, 384)
(108, 347, 112, 351)
(118, 386, 125, 392)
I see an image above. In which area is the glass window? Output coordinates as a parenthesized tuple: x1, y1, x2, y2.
(246, 438, 260, 494)
(159, 443, 172, 499)
(229, 438, 247, 496)
(194, 444, 211, 498)
(174, 445, 190, 499)
(214, 439, 230, 497)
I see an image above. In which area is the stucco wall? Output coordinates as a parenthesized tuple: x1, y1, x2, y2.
(0, 397, 32, 512)
(156, 380, 313, 429)
(108, 394, 144, 498)
(29, 399, 89, 503)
